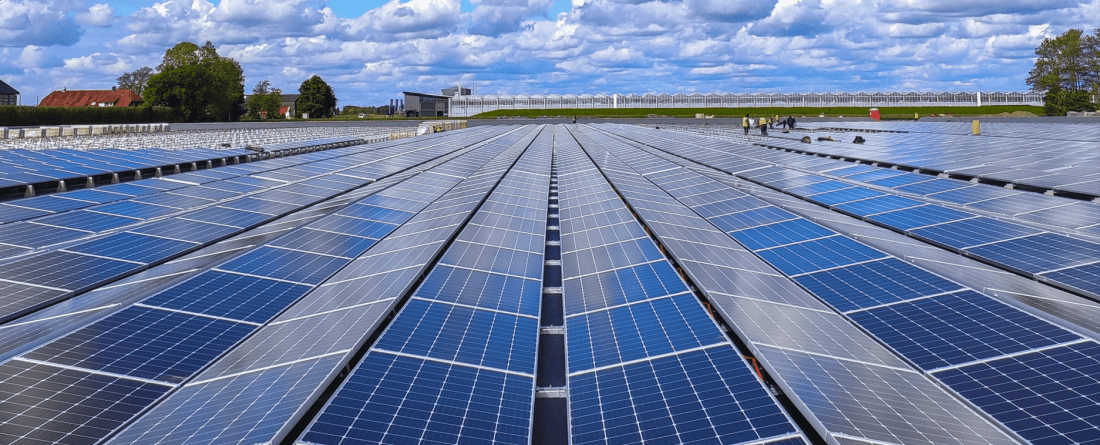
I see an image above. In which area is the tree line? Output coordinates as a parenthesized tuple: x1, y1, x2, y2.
(118, 41, 338, 122)
(1027, 28, 1100, 115)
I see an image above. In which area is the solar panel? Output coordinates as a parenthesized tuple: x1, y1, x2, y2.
(63, 232, 198, 264)
(215, 246, 350, 285)
(756, 235, 888, 276)
(570, 346, 799, 445)
(90, 200, 179, 219)
(0, 250, 142, 292)
(1040, 262, 1100, 298)
(23, 306, 255, 382)
(0, 360, 171, 445)
(794, 258, 964, 312)
(965, 233, 1100, 275)
(0, 222, 90, 248)
(127, 217, 241, 243)
(729, 219, 835, 250)
(31, 210, 142, 233)
(848, 290, 1082, 370)
(415, 265, 542, 316)
(934, 341, 1100, 444)
(910, 216, 1043, 249)
(142, 270, 312, 324)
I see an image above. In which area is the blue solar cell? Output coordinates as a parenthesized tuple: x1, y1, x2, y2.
(847, 169, 908, 183)
(911, 217, 1043, 250)
(182, 206, 271, 228)
(757, 236, 887, 276)
(965, 233, 1100, 275)
(849, 290, 1081, 370)
(786, 180, 851, 196)
(0, 204, 51, 223)
(0, 222, 89, 248)
(570, 346, 797, 445)
(794, 258, 964, 312)
(64, 232, 196, 264)
(441, 242, 543, 277)
(355, 194, 425, 212)
(0, 360, 171, 445)
(32, 210, 141, 233)
(23, 306, 255, 382)
(143, 270, 312, 323)
(709, 207, 799, 232)
(834, 195, 923, 216)
(308, 215, 397, 239)
(9, 196, 93, 213)
(730, 219, 835, 250)
(132, 192, 215, 210)
(869, 173, 930, 188)
(269, 228, 377, 259)
(808, 187, 886, 206)
(934, 341, 1100, 444)
(216, 246, 349, 285)
(336, 204, 416, 224)
(91, 200, 179, 219)
(416, 265, 541, 316)
(219, 196, 300, 216)
(0, 251, 142, 291)
(567, 294, 725, 373)
(127, 217, 241, 243)
(895, 179, 971, 196)
(563, 262, 688, 316)
(54, 188, 132, 204)
(96, 182, 163, 197)
(867, 204, 972, 231)
(1040, 262, 1100, 297)
(375, 299, 539, 374)
(300, 352, 532, 445)
(563, 239, 662, 277)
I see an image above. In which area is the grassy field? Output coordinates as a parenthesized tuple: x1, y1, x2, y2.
(471, 105, 1044, 119)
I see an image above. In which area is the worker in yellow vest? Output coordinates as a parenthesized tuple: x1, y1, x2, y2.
(760, 117, 768, 135)
(773, 114, 779, 130)
(742, 114, 750, 135)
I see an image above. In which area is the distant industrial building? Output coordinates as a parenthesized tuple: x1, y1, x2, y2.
(442, 86, 471, 97)
(0, 79, 18, 106)
(403, 91, 451, 117)
(39, 87, 143, 107)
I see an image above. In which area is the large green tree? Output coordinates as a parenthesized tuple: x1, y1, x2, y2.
(1027, 28, 1099, 93)
(297, 75, 337, 118)
(143, 41, 245, 122)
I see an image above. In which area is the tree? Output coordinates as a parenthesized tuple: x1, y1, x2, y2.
(1027, 28, 1097, 93)
(143, 41, 245, 122)
(1043, 86, 1098, 116)
(117, 67, 154, 97)
(246, 80, 283, 119)
(297, 75, 337, 118)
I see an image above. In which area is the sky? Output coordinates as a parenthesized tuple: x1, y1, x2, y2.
(1, 0, 1097, 107)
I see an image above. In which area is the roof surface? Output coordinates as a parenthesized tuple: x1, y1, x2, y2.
(38, 89, 142, 107)
(0, 79, 18, 95)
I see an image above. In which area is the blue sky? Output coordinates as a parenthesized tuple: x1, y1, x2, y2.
(1, 0, 1096, 107)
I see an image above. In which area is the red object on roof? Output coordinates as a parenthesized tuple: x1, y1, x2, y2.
(280, 106, 290, 115)
(38, 89, 143, 107)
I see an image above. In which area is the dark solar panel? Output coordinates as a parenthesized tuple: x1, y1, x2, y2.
(299, 351, 534, 445)
(570, 346, 797, 445)
(965, 233, 1100, 275)
(127, 217, 241, 243)
(31, 210, 141, 233)
(934, 341, 1100, 444)
(849, 290, 1081, 370)
(757, 236, 888, 276)
(834, 194, 923, 216)
(808, 187, 886, 206)
(794, 258, 964, 312)
(730, 219, 835, 250)
(64, 232, 198, 264)
(867, 205, 972, 231)
(215, 246, 350, 285)
(0, 251, 141, 291)
(911, 217, 1043, 249)
(142, 270, 312, 324)
(23, 305, 254, 382)
(0, 360, 171, 445)
(374, 299, 539, 374)
(416, 265, 542, 316)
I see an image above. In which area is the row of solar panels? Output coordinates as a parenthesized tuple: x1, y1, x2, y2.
(0, 138, 372, 226)
(0, 126, 534, 444)
(806, 121, 1100, 142)
(637, 129, 1100, 300)
(756, 130, 1100, 197)
(0, 137, 363, 196)
(592, 123, 1100, 444)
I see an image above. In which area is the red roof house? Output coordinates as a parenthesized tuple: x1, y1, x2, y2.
(39, 88, 143, 107)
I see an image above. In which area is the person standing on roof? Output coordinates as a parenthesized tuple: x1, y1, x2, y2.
(773, 114, 779, 130)
(786, 115, 796, 130)
(742, 114, 750, 135)
(760, 116, 768, 135)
